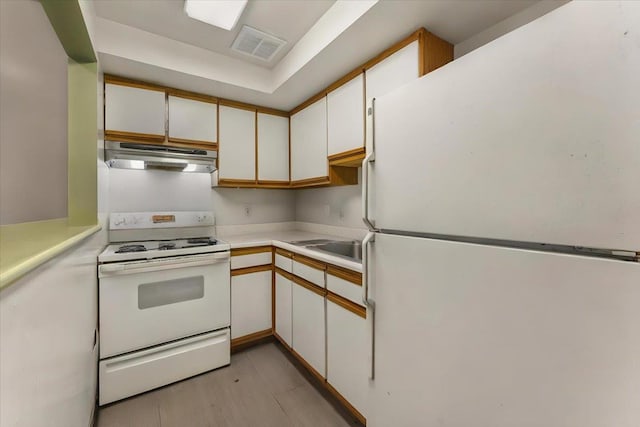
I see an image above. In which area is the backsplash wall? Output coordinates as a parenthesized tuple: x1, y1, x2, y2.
(108, 169, 295, 225)
(294, 169, 364, 229)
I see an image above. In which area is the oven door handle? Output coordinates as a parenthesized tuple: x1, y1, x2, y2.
(99, 252, 230, 277)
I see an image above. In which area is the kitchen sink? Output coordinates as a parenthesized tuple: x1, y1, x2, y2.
(288, 238, 362, 262)
(289, 239, 335, 246)
(308, 241, 362, 262)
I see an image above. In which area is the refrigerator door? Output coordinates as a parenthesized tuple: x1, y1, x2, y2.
(368, 233, 640, 427)
(369, 1, 640, 251)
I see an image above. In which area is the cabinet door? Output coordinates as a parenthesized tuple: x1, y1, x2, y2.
(231, 270, 272, 339)
(257, 113, 289, 182)
(292, 282, 326, 377)
(105, 83, 165, 138)
(365, 40, 419, 105)
(168, 95, 217, 145)
(275, 272, 292, 347)
(218, 105, 256, 181)
(327, 298, 367, 417)
(290, 97, 328, 182)
(327, 73, 365, 156)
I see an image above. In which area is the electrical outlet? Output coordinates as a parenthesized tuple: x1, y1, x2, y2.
(244, 206, 251, 216)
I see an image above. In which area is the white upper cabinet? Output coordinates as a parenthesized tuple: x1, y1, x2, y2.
(365, 40, 419, 105)
(105, 83, 165, 137)
(168, 95, 217, 144)
(257, 113, 289, 182)
(327, 73, 365, 156)
(290, 97, 328, 182)
(218, 105, 256, 181)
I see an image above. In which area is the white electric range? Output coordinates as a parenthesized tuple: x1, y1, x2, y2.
(97, 211, 231, 405)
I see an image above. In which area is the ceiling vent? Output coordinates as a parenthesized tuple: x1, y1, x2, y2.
(231, 25, 287, 62)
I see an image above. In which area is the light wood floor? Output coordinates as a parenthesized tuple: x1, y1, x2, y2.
(96, 341, 362, 427)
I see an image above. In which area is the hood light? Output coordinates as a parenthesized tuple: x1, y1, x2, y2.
(130, 160, 145, 170)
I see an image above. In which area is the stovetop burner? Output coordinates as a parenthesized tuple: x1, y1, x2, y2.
(186, 237, 217, 246)
(115, 244, 148, 253)
(158, 242, 177, 250)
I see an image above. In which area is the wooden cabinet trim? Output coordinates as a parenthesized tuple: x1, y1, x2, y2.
(231, 246, 273, 256)
(256, 180, 291, 188)
(275, 267, 294, 280)
(328, 166, 358, 186)
(273, 332, 291, 350)
(254, 110, 259, 182)
(290, 176, 331, 188)
(104, 130, 165, 143)
(291, 274, 326, 297)
(327, 265, 362, 286)
(230, 328, 273, 352)
(231, 264, 272, 276)
(218, 178, 258, 187)
(419, 30, 454, 77)
(327, 291, 366, 319)
(167, 137, 218, 148)
(219, 98, 288, 117)
(105, 74, 166, 92)
(290, 27, 438, 115)
(293, 254, 326, 271)
(290, 348, 325, 383)
(275, 248, 293, 258)
(362, 27, 424, 73)
(325, 381, 366, 425)
(167, 89, 218, 104)
(328, 147, 365, 167)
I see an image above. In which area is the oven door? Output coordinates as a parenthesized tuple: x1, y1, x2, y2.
(99, 252, 230, 358)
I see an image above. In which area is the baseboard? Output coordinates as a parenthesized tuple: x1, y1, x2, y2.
(230, 329, 274, 353)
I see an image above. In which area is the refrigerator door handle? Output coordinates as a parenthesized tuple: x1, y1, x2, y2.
(362, 98, 377, 231)
(362, 231, 376, 379)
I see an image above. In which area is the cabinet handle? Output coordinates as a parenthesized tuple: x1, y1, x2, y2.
(362, 231, 376, 379)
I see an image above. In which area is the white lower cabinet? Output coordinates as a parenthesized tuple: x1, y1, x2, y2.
(327, 299, 368, 417)
(231, 270, 272, 339)
(275, 272, 292, 346)
(292, 282, 326, 377)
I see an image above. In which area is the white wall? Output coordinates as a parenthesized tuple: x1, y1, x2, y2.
(108, 169, 295, 226)
(0, 0, 68, 224)
(294, 169, 364, 229)
(212, 188, 295, 225)
(454, 0, 569, 58)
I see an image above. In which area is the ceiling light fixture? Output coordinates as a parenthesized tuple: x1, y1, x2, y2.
(184, 0, 248, 31)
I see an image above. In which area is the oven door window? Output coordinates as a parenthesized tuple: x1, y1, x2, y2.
(138, 276, 205, 309)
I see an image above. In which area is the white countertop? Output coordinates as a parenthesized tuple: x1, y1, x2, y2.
(222, 230, 362, 272)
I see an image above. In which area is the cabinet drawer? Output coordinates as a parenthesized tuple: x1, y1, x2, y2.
(99, 329, 230, 405)
(275, 253, 292, 272)
(293, 258, 325, 288)
(231, 252, 272, 270)
(327, 274, 362, 306)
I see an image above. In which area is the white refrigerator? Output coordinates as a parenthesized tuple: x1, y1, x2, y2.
(362, 2, 640, 426)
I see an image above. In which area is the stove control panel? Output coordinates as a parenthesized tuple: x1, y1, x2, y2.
(110, 211, 215, 230)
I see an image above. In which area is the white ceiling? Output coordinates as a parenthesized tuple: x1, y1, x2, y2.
(94, 0, 335, 69)
(91, 0, 561, 111)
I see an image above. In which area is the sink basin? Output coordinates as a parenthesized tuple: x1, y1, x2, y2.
(289, 239, 335, 246)
(309, 241, 362, 262)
